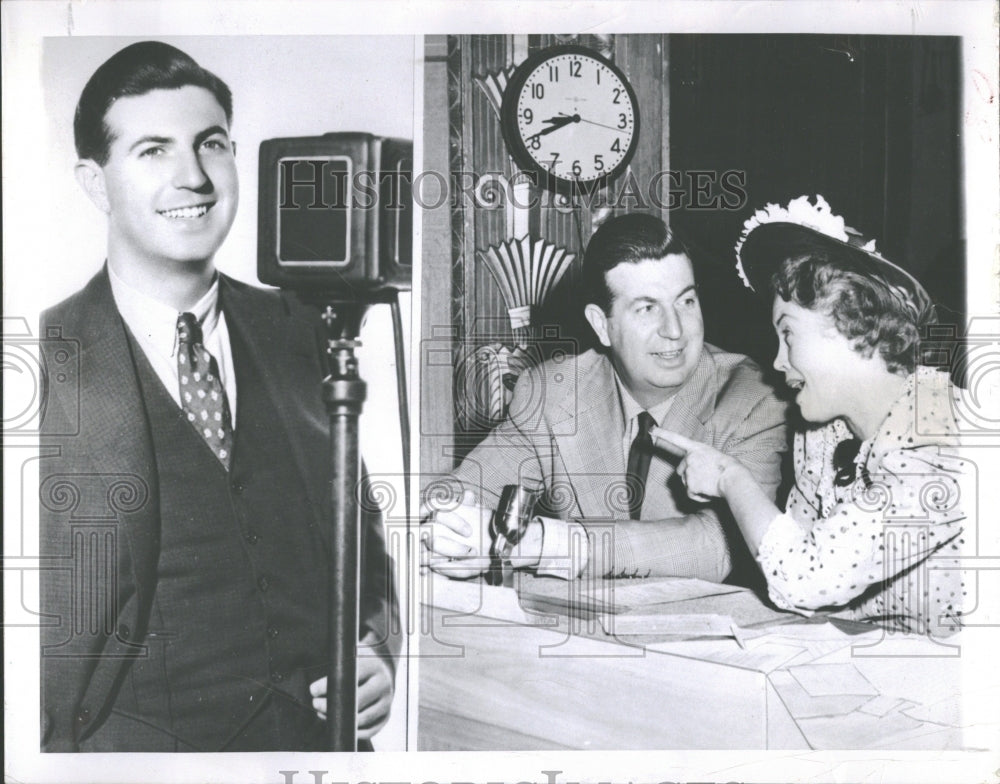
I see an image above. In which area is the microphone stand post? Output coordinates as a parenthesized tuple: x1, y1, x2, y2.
(320, 301, 368, 752)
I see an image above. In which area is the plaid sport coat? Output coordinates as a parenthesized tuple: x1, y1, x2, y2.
(452, 346, 788, 580)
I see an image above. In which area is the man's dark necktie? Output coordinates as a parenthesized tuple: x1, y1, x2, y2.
(176, 312, 233, 470)
(626, 411, 655, 519)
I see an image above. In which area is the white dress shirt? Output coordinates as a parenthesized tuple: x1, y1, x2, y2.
(615, 376, 676, 465)
(108, 266, 238, 425)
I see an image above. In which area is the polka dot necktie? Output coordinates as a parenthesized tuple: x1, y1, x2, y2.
(176, 312, 233, 470)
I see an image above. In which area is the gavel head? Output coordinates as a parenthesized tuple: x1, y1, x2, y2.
(491, 483, 543, 546)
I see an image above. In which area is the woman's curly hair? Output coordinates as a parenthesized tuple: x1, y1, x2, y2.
(771, 251, 937, 375)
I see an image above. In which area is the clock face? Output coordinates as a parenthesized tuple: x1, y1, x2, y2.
(501, 45, 640, 189)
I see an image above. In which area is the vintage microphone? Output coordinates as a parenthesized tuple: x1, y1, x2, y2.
(256, 132, 413, 751)
(320, 301, 368, 751)
(318, 290, 408, 751)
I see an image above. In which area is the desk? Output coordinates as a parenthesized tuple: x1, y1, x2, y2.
(418, 572, 966, 750)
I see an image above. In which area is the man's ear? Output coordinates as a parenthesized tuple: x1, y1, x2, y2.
(584, 303, 612, 347)
(74, 160, 110, 214)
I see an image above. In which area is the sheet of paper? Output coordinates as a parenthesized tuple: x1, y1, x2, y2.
(900, 694, 964, 727)
(795, 709, 929, 749)
(742, 624, 882, 668)
(600, 612, 736, 637)
(670, 590, 796, 627)
(582, 577, 746, 606)
(516, 575, 616, 617)
(427, 573, 536, 624)
(858, 694, 906, 717)
(769, 670, 873, 719)
(761, 621, 876, 642)
(644, 638, 809, 673)
(788, 662, 880, 697)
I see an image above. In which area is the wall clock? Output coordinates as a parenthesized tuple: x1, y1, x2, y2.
(500, 44, 640, 191)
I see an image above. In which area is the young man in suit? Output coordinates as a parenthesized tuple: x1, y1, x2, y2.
(39, 41, 397, 752)
(423, 213, 787, 583)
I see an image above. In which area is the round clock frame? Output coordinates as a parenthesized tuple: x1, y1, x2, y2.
(500, 44, 641, 192)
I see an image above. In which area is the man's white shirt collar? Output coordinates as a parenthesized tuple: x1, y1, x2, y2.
(614, 372, 675, 465)
(615, 373, 676, 431)
(107, 265, 236, 423)
(108, 265, 222, 355)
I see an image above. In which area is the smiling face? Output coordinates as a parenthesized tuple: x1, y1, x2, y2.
(77, 85, 238, 275)
(585, 254, 705, 409)
(772, 296, 889, 426)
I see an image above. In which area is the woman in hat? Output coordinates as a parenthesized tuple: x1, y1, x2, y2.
(653, 196, 968, 635)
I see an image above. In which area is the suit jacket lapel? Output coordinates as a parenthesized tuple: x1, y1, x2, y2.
(656, 348, 717, 440)
(58, 269, 161, 587)
(39, 267, 165, 744)
(644, 349, 718, 514)
(552, 353, 626, 519)
(220, 278, 332, 548)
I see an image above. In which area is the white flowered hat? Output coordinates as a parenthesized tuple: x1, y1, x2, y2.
(734, 195, 934, 324)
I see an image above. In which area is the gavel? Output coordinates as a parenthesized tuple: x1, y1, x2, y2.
(486, 483, 542, 587)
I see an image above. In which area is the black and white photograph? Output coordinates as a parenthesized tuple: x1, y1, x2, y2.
(3, 2, 998, 784)
(416, 30, 988, 752)
(5, 19, 416, 771)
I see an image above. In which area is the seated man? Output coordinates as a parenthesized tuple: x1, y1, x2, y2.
(423, 213, 787, 583)
(39, 41, 397, 751)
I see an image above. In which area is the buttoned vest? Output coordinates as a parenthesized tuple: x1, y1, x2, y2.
(81, 322, 331, 751)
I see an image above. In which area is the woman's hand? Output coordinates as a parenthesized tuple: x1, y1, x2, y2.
(650, 427, 780, 555)
(650, 427, 748, 502)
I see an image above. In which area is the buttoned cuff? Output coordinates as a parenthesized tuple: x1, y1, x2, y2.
(534, 516, 589, 580)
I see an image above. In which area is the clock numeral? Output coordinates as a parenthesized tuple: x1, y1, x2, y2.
(571, 160, 582, 177)
(593, 154, 605, 171)
(596, 68, 601, 85)
(611, 138, 621, 153)
(529, 135, 541, 151)
(532, 83, 545, 100)
(612, 87, 623, 105)
(569, 60, 582, 78)
(548, 65, 559, 82)
(617, 113, 628, 129)
(522, 107, 534, 124)
(549, 152, 561, 168)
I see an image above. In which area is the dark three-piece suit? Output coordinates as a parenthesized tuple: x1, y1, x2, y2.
(39, 268, 397, 752)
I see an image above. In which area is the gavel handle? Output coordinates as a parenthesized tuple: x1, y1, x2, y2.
(487, 484, 540, 585)
(485, 537, 505, 586)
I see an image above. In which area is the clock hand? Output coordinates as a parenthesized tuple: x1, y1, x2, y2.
(572, 115, 628, 133)
(525, 114, 579, 142)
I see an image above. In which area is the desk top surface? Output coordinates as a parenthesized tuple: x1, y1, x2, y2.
(420, 572, 976, 750)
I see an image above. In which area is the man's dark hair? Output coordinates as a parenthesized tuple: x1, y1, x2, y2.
(582, 213, 693, 313)
(74, 41, 233, 165)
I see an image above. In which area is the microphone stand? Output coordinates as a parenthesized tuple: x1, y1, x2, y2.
(320, 301, 368, 752)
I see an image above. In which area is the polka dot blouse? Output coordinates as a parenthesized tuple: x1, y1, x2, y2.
(756, 367, 970, 635)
